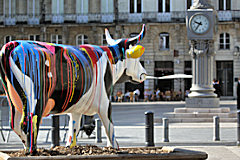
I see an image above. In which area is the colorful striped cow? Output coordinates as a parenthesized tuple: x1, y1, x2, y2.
(0, 25, 146, 154)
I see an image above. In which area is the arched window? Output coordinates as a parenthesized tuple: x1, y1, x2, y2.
(219, 33, 230, 50)
(29, 34, 40, 41)
(129, 33, 138, 38)
(4, 35, 14, 44)
(51, 34, 62, 44)
(76, 34, 88, 45)
(159, 32, 169, 50)
(219, 0, 231, 10)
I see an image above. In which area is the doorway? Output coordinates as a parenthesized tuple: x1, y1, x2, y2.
(216, 61, 233, 96)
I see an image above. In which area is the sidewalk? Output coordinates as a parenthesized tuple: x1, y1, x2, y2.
(0, 100, 239, 159)
(0, 122, 239, 159)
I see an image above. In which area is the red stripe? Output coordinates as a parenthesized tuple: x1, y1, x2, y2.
(60, 48, 64, 97)
(101, 46, 114, 64)
(80, 45, 98, 65)
(62, 49, 73, 111)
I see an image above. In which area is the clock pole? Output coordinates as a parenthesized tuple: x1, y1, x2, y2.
(186, 0, 219, 107)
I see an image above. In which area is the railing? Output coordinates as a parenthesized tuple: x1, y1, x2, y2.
(0, 10, 240, 25)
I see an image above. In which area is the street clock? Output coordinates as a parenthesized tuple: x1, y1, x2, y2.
(187, 9, 217, 40)
(189, 13, 210, 34)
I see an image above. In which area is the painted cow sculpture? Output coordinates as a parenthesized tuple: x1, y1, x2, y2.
(0, 24, 147, 153)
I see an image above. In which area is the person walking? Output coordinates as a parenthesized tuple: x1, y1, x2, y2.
(237, 77, 240, 110)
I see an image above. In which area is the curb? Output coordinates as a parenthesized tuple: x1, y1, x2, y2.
(0, 148, 208, 160)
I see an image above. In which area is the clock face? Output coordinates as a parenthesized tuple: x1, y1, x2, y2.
(190, 14, 210, 34)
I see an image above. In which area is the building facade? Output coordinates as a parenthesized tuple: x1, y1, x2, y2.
(0, 0, 239, 99)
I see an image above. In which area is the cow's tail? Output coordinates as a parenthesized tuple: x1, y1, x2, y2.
(0, 42, 18, 96)
(0, 42, 20, 132)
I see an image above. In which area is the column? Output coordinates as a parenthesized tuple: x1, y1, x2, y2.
(186, 40, 219, 107)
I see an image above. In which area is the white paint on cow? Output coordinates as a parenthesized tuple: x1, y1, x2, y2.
(60, 52, 119, 148)
(9, 57, 37, 114)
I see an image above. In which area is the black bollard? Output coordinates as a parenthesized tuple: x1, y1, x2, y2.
(95, 118, 102, 143)
(162, 118, 169, 142)
(145, 111, 154, 147)
(213, 116, 220, 141)
(51, 115, 60, 147)
(237, 111, 240, 146)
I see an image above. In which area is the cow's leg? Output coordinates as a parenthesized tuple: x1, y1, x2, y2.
(66, 113, 82, 148)
(24, 112, 41, 154)
(12, 109, 27, 148)
(98, 102, 118, 148)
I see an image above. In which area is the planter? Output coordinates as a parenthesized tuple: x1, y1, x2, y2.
(0, 147, 207, 160)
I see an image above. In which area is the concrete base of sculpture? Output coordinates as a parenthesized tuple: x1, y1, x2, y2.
(185, 97, 220, 108)
(0, 148, 208, 160)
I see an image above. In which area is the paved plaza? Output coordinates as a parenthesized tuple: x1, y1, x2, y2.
(0, 101, 240, 159)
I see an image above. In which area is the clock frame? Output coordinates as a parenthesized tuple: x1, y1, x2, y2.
(189, 13, 211, 35)
(186, 10, 216, 40)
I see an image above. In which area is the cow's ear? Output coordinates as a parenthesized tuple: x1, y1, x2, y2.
(127, 45, 145, 58)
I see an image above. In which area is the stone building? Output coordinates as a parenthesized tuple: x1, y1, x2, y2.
(0, 0, 239, 99)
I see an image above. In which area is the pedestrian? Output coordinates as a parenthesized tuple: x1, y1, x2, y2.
(237, 77, 240, 110)
(213, 79, 221, 97)
(144, 89, 149, 102)
(156, 88, 161, 101)
(124, 90, 130, 102)
(133, 89, 140, 102)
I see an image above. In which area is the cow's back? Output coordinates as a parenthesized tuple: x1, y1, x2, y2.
(0, 41, 105, 116)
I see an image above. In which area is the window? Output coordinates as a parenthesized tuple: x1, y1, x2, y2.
(219, 33, 230, 50)
(158, 0, 171, 13)
(219, 0, 231, 10)
(4, 0, 16, 16)
(159, 33, 169, 50)
(154, 61, 174, 91)
(4, 35, 14, 44)
(130, 0, 141, 13)
(51, 34, 62, 44)
(184, 61, 192, 91)
(129, 33, 138, 38)
(76, 0, 88, 14)
(52, 0, 64, 14)
(28, 0, 40, 15)
(29, 35, 40, 41)
(101, 0, 113, 13)
(76, 34, 88, 45)
(186, 0, 193, 10)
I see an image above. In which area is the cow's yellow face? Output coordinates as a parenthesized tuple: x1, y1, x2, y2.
(126, 45, 145, 59)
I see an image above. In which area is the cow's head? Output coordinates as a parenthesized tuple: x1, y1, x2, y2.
(105, 24, 147, 84)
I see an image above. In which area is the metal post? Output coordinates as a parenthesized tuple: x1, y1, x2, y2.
(145, 111, 154, 147)
(237, 111, 240, 146)
(162, 118, 169, 142)
(95, 118, 102, 143)
(213, 116, 220, 141)
(51, 115, 60, 147)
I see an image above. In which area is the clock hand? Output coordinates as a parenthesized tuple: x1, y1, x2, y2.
(195, 23, 201, 31)
(194, 21, 202, 25)
(194, 21, 201, 25)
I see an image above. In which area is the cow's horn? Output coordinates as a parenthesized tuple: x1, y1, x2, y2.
(128, 24, 146, 45)
(105, 28, 117, 46)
